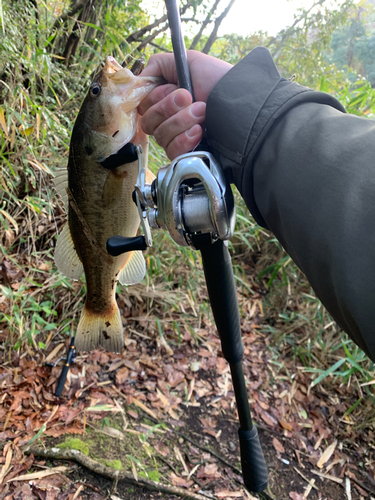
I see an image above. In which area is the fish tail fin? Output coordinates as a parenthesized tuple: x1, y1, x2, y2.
(75, 302, 124, 353)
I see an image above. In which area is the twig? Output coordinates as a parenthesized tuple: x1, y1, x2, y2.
(120, 403, 243, 476)
(311, 470, 343, 484)
(21, 446, 211, 500)
(174, 429, 242, 475)
(346, 473, 375, 496)
(293, 467, 318, 491)
(303, 478, 316, 499)
(148, 42, 172, 53)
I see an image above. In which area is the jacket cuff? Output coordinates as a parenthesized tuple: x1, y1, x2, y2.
(206, 47, 346, 227)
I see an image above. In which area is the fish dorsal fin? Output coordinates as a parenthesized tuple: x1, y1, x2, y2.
(118, 250, 145, 285)
(54, 224, 84, 280)
(54, 167, 69, 211)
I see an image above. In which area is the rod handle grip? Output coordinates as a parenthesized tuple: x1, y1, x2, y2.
(239, 427, 268, 493)
(200, 240, 244, 364)
(55, 364, 69, 397)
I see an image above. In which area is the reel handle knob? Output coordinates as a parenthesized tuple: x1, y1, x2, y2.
(106, 235, 148, 256)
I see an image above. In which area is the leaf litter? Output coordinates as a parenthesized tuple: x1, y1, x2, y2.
(1, 229, 375, 499)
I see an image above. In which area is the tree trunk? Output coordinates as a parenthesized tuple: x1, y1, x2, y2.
(51, 0, 88, 34)
(202, 0, 236, 54)
(62, 0, 102, 66)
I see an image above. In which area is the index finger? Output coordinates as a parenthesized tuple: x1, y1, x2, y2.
(138, 83, 178, 116)
(141, 53, 179, 84)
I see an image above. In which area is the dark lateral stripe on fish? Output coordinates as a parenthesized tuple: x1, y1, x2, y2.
(100, 142, 138, 170)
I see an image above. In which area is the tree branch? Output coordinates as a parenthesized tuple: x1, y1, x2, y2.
(136, 25, 169, 52)
(189, 0, 221, 50)
(127, 0, 192, 44)
(148, 42, 172, 53)
(202, 0, 236, 54)
(267, 0, 327, 61)
(21, 446, 211, 500)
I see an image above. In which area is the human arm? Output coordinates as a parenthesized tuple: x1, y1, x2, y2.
(206, 47, 375, 361)
(139, 46, 375, 361)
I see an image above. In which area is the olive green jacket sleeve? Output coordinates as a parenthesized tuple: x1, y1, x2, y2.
(206, 46, 375, 361)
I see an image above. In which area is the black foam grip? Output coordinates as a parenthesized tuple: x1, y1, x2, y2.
(239, 427, 269, 493)
(200, 240, 244, 364)
(55, 364, 69, 396)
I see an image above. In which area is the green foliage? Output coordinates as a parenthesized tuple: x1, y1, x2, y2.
(0, 281, 63, 349)
(329, 3, 375, 85)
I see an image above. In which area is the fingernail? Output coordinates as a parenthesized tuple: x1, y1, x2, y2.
(186, 124, 201, 138)
(191, 102, 206, 118)
(173, 89, 190, 108)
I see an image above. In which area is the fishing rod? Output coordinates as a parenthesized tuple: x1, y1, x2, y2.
(106, 0, 268, 493)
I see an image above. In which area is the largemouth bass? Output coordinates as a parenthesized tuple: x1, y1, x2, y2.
(54, 56, 161, 352)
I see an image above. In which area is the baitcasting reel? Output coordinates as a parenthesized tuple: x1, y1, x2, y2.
(106, 147, 236, 255)
(137, 150, 235, 248)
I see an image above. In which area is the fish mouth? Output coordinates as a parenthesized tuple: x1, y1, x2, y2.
(103, 56, 134, 84)
(104, 56, 123, 74)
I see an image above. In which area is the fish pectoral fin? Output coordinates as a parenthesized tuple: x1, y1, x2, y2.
(75, 303, 124, 353)
(53, 167, 69, 211)
(102, 171, 123, 209)
(54, 224, 84, 280)
(118, 250, 145, 285)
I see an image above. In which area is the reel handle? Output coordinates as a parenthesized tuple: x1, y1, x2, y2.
(106, 235, 148, 256)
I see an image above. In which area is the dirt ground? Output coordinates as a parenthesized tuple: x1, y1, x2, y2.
(10, 395, 373, 500)
(1, 252, 375, 500)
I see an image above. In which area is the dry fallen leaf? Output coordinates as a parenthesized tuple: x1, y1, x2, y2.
(289, 492, 304, 500)
(279, 419, 293, 431)
(261, 411, 278, 427)
(133, 397, 158, 420)
(0, 446, 13, 484)
(272, 437, 285, 454)
(170, 472, 193, 488)
(317, 440, 337, 469)
(8, 467, 68, 483)
(216, 490, 243, 498)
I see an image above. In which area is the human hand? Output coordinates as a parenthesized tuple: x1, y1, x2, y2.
(138, 50, 232, 160)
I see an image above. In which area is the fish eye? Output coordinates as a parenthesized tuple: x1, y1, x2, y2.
(90, 84, 101, 98)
